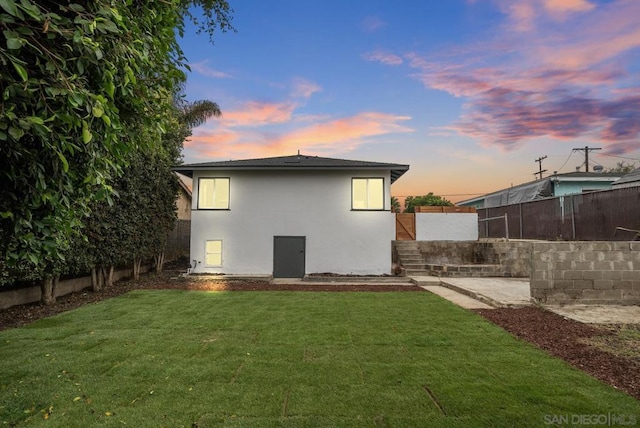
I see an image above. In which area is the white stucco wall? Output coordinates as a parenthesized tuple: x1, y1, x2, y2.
(189, 169, 395, 275)
(415, 213, 479, 241)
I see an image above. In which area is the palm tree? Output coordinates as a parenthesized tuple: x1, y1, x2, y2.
(164, 94, 223, 163)
(391, 196, 401, 213)
(181, 100, 221, 128)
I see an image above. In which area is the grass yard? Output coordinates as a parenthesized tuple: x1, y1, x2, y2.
(0, 290, 638, 427)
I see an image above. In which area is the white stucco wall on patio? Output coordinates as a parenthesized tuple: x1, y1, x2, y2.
(415, 212, 478, 241)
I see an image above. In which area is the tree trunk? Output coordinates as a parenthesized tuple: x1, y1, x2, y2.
(91, 266, 103, 292)
(53, 274, 59, 297)
(40, 276, 55, 306)
(105, 265, 114, 287)
(98, 266, 106, 289)
(133, 257, 141, 280)
(155, 252, 165, 273)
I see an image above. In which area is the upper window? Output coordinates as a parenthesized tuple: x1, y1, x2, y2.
(198, 178, 230, 209)
(352, 178, 384, 210)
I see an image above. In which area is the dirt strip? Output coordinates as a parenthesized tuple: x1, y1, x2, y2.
(475, 307, 640, 401)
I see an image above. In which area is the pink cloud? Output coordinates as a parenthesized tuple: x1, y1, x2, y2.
(360, 16, 388, 33)
(543, 0, 595, 17)
(495, 0, 596, 32)
(537, 10, 640, 69)
(290, 78, 322, 99)
(186, 129, 239, 148)
(362, 50, 403, 66)
(396, 0, 640, 153)
(190, 60, 232, 79)
(267, 112, 412, 153)
(184, 112, 413, 160)
(505, 1, 537, 32)
(220, 101, 297, 127)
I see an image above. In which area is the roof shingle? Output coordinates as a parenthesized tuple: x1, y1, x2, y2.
(174, 154, 410, 183)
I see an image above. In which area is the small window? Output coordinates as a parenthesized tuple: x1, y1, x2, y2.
(198, 178, 230, 209)
(205, 240, 222, 266)
(352, 178, 384, 210)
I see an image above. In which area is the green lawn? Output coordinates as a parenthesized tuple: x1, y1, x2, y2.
(0, 290, 638, 427)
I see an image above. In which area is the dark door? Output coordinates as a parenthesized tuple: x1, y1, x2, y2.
(273, 236, 305, 278)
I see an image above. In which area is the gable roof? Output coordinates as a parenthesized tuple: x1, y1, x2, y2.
(175, 172, 192, 198)
(174, 154, 410, 184)
(613, 168, 640, 186)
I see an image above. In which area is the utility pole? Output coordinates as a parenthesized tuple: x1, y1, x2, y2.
(534, 155, 547, 179)
(572, 146, 601, 172)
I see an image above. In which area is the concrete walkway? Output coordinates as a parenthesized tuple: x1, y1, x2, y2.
(439, 277, 532, 308)
(408, 276, 530, 309)
(420, 285, 493, 309)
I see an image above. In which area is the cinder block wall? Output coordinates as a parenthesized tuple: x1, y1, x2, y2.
(417, 241, 478, 265)
(416, 240, 532, 277)
(531, 242, 640, 305)
(487, 241, 534, 278)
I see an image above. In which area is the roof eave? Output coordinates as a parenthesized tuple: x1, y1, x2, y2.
(173, 164, 410, 183)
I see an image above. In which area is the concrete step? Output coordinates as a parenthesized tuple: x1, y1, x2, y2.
(397, 251, 421, 256)
(402, 263, 427, 269)
(399, 259, 424, 265)
(408, 275, 441, 286)
(404, 269, 435, 276)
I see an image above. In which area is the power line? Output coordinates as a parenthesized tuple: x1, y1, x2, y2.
(596, 153, 640, 162)
(556, 150, 576, 173)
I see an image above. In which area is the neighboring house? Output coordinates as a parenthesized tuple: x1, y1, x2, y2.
(175, 172, 192, 220)
(612, 168, 640, 189)
(174, 154, 409, 277)
(458, 172, 623, 209)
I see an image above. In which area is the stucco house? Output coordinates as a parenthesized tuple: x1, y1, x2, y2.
(174, 154, 409, 277)
(175, 172, 193, 220)
(458, 172, 623, 209)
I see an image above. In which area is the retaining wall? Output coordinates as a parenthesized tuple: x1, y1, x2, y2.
(0, 265, 151, 310)
(416, 240, 533, 277)
(531, 241, 640, 305)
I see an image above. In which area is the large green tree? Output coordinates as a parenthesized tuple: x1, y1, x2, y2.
(0, 1, 232, 299)
(404, 193, 453, 213)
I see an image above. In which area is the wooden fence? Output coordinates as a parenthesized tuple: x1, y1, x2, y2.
(415, 206, 476, 213)
(395, 213, 416, 240)
(478, 186, 640, 241)
(165, 219, 191, 258)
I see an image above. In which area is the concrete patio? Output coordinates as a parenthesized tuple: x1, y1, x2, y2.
(408, 275, 640, 324)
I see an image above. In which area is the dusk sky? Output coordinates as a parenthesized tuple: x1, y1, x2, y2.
(179, 0, 640, 203)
